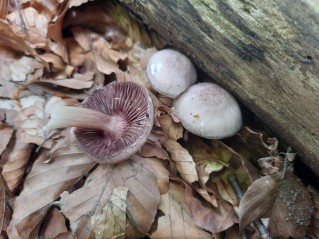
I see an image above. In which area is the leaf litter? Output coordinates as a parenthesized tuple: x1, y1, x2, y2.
(0, 0, 316, 238)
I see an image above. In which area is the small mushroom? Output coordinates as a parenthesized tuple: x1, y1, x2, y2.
(173, 82, 242, 139)
(146, 49, 197, 98)
(46, 81, 154, 164)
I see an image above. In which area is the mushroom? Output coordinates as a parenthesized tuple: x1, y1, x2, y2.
(46, 81, 154, 164)
(146, 49, 197, 98)
(173, 82, 242, 139)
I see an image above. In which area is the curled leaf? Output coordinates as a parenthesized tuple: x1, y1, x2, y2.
(268, 171, 314, 239)
(60, 156, 162, 238)
(91, 186, 128, 239)
(151, 182, 211, 238)
(238, 174, 278, 231)
(0, 123, 13, 156)
(185, 184, 238, 233)
(7, 131, 96, 239)
(163, 139, 198, 184)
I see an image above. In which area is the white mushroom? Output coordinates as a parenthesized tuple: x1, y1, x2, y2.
(146, 49, 197, 98)
(173, 82, 242, 139)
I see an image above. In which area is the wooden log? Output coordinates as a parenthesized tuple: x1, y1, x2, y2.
(118, 0, 319, 175)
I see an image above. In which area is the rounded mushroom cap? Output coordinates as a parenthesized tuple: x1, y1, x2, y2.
(173, 82, 242, 139)
(146, 49, 197, 98)
(75, 81, 154, 164)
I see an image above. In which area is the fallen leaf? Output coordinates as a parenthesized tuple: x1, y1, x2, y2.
(91, 186, 128, 239)
(1, 136, 33, 193)
(38, 71, 95, 90)
(9, 56, 43, 82)
(157, 114, 183, 141)
(185, 184, 238, 233)
(0, 176, 11, 235)
(7, 130, 96, 239)
(0, 123, 14, 156)
(151, 182, 212, 239)
(0, 21, 29, 52)
(60, 156, 161, 238)
(6, 7, 50, 48)
(41, 207, 69, 239)
(224, 225, 241, 239)
(268, 170, 314, 239)
(140, 133, 169, 160)
(15, 96, 78, 148)
(238, 174, 278, 231)
(163, 139, 198, 184)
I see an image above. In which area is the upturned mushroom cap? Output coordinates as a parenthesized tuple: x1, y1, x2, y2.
(46, 81, 154, 164)
(173, 82, 242, 139)
(146, 49, 197, 98)
(75, 82, 153, 163)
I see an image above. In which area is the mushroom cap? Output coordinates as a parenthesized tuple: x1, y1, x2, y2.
(74, 81, 154, 164)
(173, 82, 242, 139)
(146, 49, 197, 98)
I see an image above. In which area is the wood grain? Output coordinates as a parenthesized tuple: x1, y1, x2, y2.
(118, 0, 319, 175)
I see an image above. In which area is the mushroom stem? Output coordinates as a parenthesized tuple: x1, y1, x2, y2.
(46, 106, 126, 136)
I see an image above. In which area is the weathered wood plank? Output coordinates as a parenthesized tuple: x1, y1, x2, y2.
(119, 0, 319, 174)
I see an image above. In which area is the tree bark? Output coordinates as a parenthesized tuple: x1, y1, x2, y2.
(119, 0, 319, 175)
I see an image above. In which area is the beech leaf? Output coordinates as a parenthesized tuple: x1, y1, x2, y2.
(157, 114, 183, 141)
(41, 208, 69, 239)
(0, 123, 13, 156)
(185, 184, 238, 233)
(151, 182, 212, 239)
(1, 139, 33, 193)
(268, 170, 314, 239)
(7, 131, 96, 239)
(91, 186, 128, 239)
(0, 176, 11, 235)
(238, 174, 278, 231)
(60, 156, 162, 238)
(163, 139, 198, 184)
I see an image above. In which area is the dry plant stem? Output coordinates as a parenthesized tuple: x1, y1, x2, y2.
(13, 0, 26, 32)
(46, 106, 125, 137)
(228, 175, 272, 239)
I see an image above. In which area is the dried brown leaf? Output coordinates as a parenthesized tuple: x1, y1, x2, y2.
(39, 71, 95, 90)
(268, 170, 314, 239)
(0, 21, 29, 52)
(142, 157, 169, 194)
(140, 133, 169, 160)
(185, 184, 237, 233)
(60, 156, 162, 238)
(1, 138, 33, 193)
(0, 123, 14, 156)
(6, 7, 50, 48)
(7, 130, 96, 239)
(0, 176, 11, 235)
(151, 182, 212, 239)
(41, 208, 69, 239)
(91, 186, 128, 239)
(238, 174, 278, 231)
(163, 139, 198, 184)
(157, 114, 183, 141)
(15, 96, 78, 148)
(9, 56, 43, 82)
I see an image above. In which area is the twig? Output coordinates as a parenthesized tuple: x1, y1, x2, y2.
(228, 175, 272, 239)
(13, 0, 26, 33)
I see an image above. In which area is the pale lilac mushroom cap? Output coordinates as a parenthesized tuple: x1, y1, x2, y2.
(46, 81, 154, 164)
(146, 49, 197, 98)
(173, 82, 242, 139)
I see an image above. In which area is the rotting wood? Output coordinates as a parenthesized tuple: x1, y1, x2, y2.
(118, 0, 319, 175)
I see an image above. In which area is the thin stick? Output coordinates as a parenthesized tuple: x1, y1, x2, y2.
(228, 175, 272, 239)
(13, 0, 26, 32)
